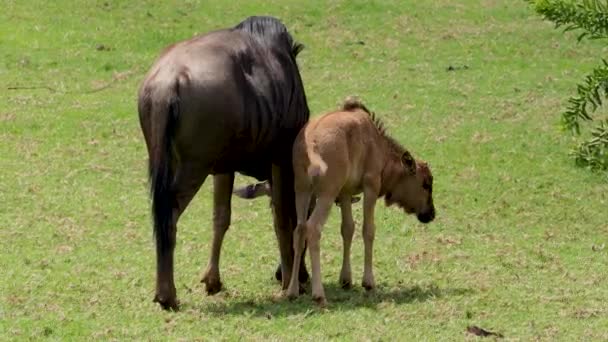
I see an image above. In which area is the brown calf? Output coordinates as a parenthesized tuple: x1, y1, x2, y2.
(287, 97, 436, 306)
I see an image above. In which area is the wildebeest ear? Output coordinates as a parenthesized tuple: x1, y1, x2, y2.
(401, 151, 416, 174)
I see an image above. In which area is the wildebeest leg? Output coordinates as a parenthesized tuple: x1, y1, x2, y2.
(274, 253, 309, 285)
(275, 199, 313, 284)
(155, 162, 208, 310)
(271, 163, 295, 290)
(154, 220, 179, 310)
(201, 173, 234, 295)
(271, 163, 310, 290)
(338, 195, 354, 289)
(307, 196, 334, 306)
(361, 186, 379, 291)
(286, 190, 312, 299)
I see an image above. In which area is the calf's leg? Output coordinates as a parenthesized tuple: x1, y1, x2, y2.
(307, 196, 334, 306)
(286, 191, 312, 299)
(361, 186, 379, 291)
(275, 197, 314, 284)
(338, 195, 355, 289)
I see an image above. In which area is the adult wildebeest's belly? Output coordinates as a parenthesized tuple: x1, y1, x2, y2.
(167, 45, 301, 181)
(207, 128, 290, 181)
(210, 149, 273, 181)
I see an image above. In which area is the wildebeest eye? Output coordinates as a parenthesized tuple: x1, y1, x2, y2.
(422, 182, 432, 191)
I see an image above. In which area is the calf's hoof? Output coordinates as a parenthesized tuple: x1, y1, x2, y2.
(201, 274, 223, 295)
(287, 283, 307, 296)
(286, 288, 300, 300)
(362, 280, 375, 291)
(153, 294, 179, 311)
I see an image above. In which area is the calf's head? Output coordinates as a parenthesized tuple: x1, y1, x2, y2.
(384, 151, 435, 224)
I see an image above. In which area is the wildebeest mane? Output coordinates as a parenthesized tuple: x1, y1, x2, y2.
(234, 16, 305, 59)
(227, 15, 310, 174)
(342, 96, 405, 155)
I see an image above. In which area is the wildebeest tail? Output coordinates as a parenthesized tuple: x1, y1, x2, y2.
(148, 90, 180, 257)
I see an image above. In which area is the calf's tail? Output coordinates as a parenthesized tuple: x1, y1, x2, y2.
(307, 152, 328, 180)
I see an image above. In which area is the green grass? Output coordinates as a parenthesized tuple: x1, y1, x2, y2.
(2, 0, 608, 340)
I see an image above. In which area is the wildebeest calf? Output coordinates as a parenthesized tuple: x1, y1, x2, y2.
(286, 97, 436, 306)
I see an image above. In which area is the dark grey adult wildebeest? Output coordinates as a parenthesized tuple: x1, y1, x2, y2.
(138, 16, 310, 310)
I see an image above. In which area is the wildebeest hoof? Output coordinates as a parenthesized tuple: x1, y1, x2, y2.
(299, 268, 310, 283)
(275, 264, 282, 282)
(313, 295, 327, 307)
(201, 275, 223, 295)
(340, 278, 352, 290)
(153, 294, 179, 311)
(275, 264, 310, 284)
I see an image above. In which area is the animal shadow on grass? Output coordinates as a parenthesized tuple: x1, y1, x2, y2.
(193, 282, 474, 318)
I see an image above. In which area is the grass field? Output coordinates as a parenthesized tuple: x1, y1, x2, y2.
(2, 0, 608, 340)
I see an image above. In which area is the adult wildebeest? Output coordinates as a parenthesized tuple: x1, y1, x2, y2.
(138, 16, 310, 310)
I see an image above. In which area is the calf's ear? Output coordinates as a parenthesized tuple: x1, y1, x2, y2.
(401, 151, 416, 174)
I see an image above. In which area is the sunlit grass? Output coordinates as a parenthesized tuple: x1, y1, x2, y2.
(1, 0, 607, 340)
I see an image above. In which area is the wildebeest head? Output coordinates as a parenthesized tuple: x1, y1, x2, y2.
(233, 181, 361, 205)
(384, 151, 435, 223)
(233, 182, 271, 199)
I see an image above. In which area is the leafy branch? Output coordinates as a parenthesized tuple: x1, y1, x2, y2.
(562, 59, 608, 134)
(531, 0, 608, 41)
(529, 0, 608, 170)
(572, 120, 608, 168)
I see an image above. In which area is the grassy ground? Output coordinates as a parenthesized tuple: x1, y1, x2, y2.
(2, 0, 607, 340)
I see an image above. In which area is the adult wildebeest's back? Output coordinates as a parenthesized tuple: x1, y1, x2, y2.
(139, 19, 308, 178)
(138, 16, 310, 310)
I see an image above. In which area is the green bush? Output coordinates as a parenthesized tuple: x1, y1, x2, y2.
(529, 0, 608, 171)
